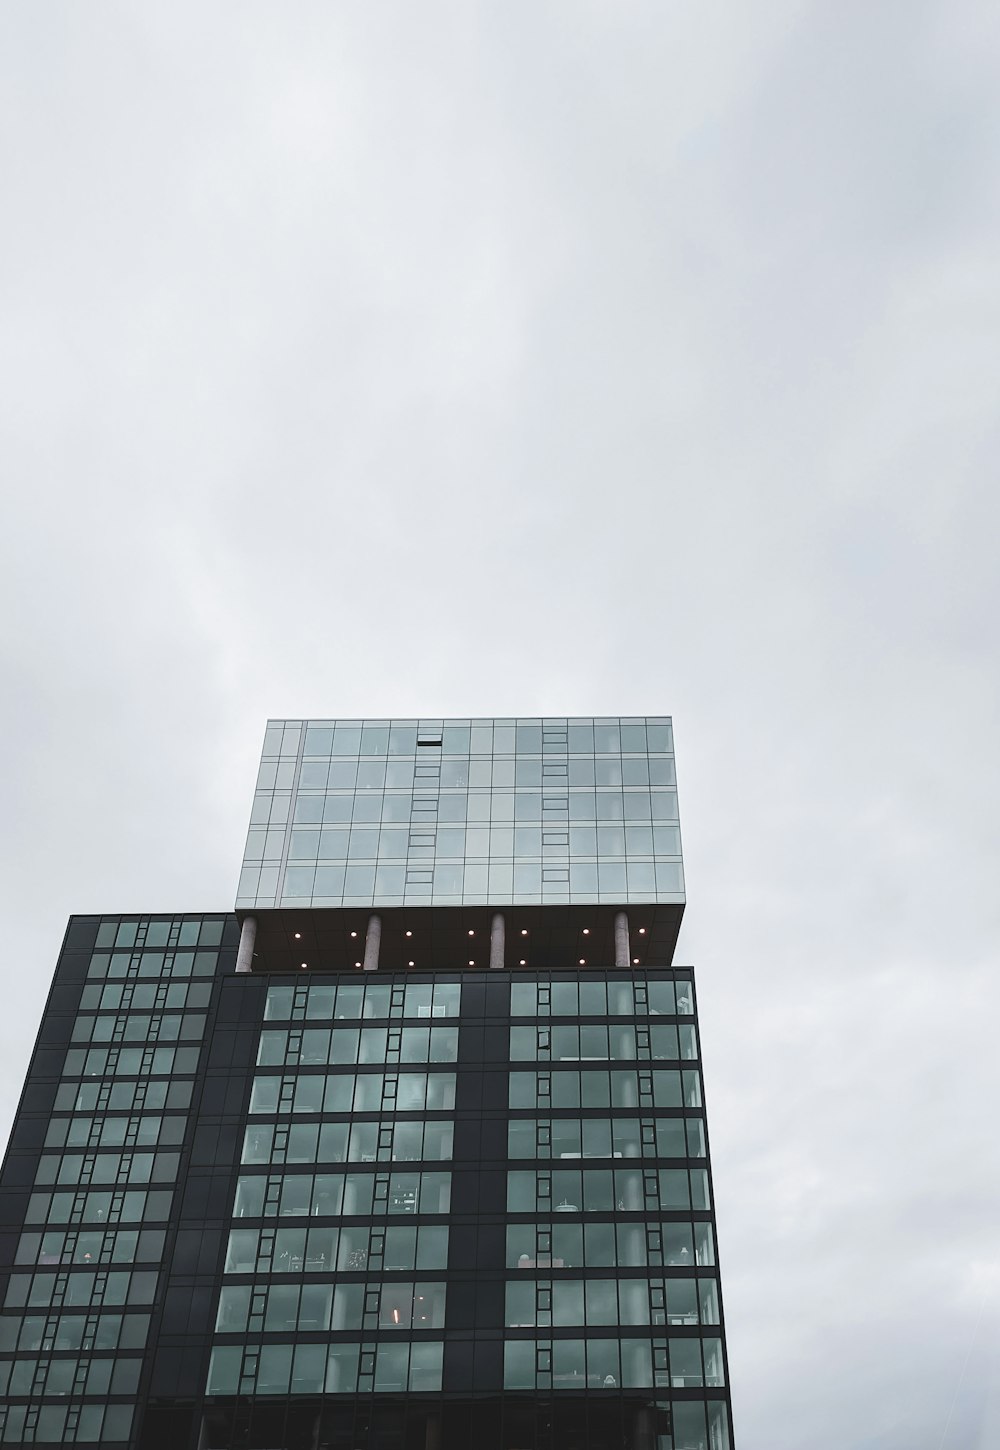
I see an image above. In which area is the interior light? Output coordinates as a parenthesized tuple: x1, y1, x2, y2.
(579, 958, 586, 965)
(582, 928, 590, 935)
(300, 962, 307, 969)
(468, 929, 475, 936)
(350, 931, 357, 938)
(408, 960, 414, 967)
(519, 959, 526, 966)
(469, 959, 475, 966)
(639, 927, 646, 935)
(354, 961, 361, 968)
(633, 957, 640, 965)
(293, 932, 302, 940)
(405, 930, 412, 937)
(521, 929, 528, 936)
(392, 1309, 400, 1325)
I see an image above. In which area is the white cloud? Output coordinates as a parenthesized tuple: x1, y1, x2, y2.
(1, 4, 998, 1444)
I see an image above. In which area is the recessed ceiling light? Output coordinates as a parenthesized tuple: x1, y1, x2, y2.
(354, 961, 361, 968)
(638, 927, 646, 935)
(293, 932, 302, 940)
(408, 960, 414, 967)
(468, 959, 475, 966)
(519, 959, 526, 966)
(579, 958, 586, 965)
(300, 962, 307, 969)
(350, 931, 357, 938)
(405, 930, 412, 937)
(521, 929, 528, 936)
(633, 957, 640, 965)
(468, 929, 475, 936)
(582, 928, 589, 935)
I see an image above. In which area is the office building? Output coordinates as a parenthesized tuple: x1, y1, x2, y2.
(0, 716, 735, 1449)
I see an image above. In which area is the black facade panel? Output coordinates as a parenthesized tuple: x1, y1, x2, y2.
(0, 911, 734, 1450)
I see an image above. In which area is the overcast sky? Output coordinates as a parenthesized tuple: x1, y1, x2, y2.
(1, 3, 999, 1446)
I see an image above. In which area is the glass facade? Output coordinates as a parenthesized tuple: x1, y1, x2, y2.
(0, 716, 735, 1449)
(237, 717, 683, 911)
(0, 914, 231, 1448)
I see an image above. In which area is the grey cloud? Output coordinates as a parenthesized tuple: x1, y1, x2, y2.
(2, 3, 999, 1445)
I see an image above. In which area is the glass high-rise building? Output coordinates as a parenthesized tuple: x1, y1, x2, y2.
(0, 717, 735, 1450)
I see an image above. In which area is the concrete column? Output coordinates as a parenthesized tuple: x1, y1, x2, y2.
(235, 916, 257, 974)
(614, 910, 630, 968)
(363, 913, 382, 972)
(489, 912, 505, 970)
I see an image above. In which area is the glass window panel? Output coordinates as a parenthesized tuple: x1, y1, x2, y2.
(597, 825, 625, 857)
(216, 1285, 251, 1332)
(595, 758, 623, 786)
(625, 859, 655, 891)
(274, 1226, 307, 1271)
(292, 1342, 327, 1394)
(652, 1072, 682, 1108)
(387, 724, 416, 755)
(316, 1077, 352, 1114)
(506, 1279, 536, 1327)
(344, 865, 375, 894)
(570, 862, 598, 893)
(650, 791, 679, 820)
(581, 1072, 610, 1108)
(621, 1338, 653, 1388)
(342, 1175, 374, 1215)
(415, 1224, 449, 1269)
(318, 1123, 348, 1162)
(551, 982, 577, 1015)
(568, 758, 595, 786)
(257, 1342, 293, 1395)
(326, 1342, 360, 1393)
(647, 981, 676, 1015)
(224, 1229, 258, 1273)
(670, 1338, 704, 1387)
(317, 830, 349, 862)
(582, 1119, 613, 1158)
(433, 862, 463, 893)
(242, 1125, 274, 1164)
(587, 1337, 620, 1386)
(568, 722, 594, 751)
(663, 1224, 695, 1266)
(625, 825, 654, 856)
(552, 1337, 585, 1387)
(504, 1340, 535, 1389)
(351, 802, 381, 828)
(438, 794, 468, 823)
(513, 793, 541, 822)
(234, 1178, 265, 1218)
(594, 723, 620, 753)
(330, 1281, 363, 1330)
(383, 1225, 417, 1271)
(553, 1281, 585, 1326)
(286, 1125, 317, 1160)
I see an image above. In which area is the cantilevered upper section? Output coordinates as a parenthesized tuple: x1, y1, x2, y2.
(237, 717, 683, 913)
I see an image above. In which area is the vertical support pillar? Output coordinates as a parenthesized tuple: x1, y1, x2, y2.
(363, 913, 382, 972)
(489, 912, 505, 970)
(235, 915, 257, 974)
(614, 910, 630, 968)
